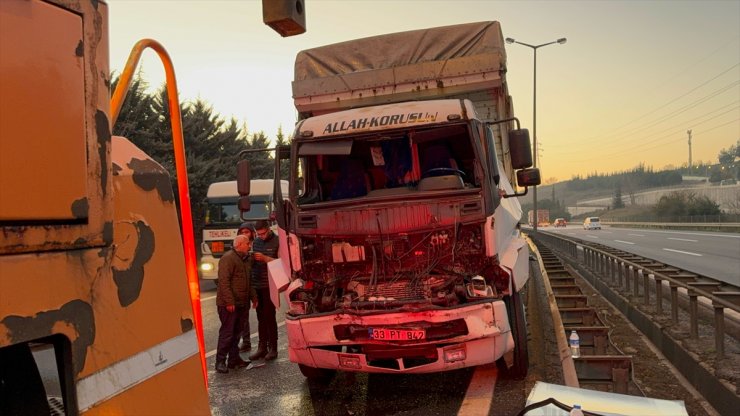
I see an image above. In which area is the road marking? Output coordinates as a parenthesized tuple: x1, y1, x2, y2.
(634, 229, 740, 239)
(663, 248, 702, 257)
(667, 237, 698, 242)
(458, 364, 498, 415)
(628, 233, 645, 237)
(586, 235, 599, 239)
(201, 294, 216, 302)
(614, 240, 635, 245)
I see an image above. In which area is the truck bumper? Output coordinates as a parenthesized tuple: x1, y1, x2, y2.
(286, 301, 514, 374)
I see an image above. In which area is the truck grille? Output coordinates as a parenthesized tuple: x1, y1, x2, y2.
(354, 276, 447, 301)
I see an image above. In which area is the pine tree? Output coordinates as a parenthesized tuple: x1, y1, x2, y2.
(612, 185, 625, 209)
(246, 131, 274, 179)
(275, 126, 291, 179)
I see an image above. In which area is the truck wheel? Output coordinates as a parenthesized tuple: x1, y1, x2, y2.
(504, 290, 529, 379)
(298, 364, 336, 382)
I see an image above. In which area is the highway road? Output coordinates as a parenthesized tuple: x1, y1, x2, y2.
(542, 226, 740, 286)
(197, 279, 528, 416)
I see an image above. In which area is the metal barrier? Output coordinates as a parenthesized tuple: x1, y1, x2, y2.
(604, 221, 740, 232)
(535, 231, 740, 358)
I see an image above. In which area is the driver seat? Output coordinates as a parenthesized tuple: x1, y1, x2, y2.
(421, 143, 459, 178)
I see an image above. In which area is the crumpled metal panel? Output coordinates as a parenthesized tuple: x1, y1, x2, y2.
(304, 196, 482, 235)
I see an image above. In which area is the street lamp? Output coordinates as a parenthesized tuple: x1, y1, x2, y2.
(506, 37, 566, 232)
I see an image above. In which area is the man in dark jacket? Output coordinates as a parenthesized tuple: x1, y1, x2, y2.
(237, 222, 255, 353)
(249, 220, 280, 361)
(216, 234, 257, 373)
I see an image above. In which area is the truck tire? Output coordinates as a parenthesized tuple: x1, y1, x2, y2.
(503, 290, 529, 379)
(298, 364, 336, 382)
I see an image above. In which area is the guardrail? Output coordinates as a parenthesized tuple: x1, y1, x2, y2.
(604, 221, 740, 231)
(535, 231, 740, 359)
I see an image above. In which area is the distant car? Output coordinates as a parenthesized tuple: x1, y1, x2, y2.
(720, 179, 737, 186)
(583, 217, 601, 230)
(554, 218, 567, 227)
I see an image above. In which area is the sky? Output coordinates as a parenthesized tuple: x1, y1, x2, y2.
(108, 0, 739, 183)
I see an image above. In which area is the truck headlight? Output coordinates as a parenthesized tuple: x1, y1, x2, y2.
(200, 262, 214, 272)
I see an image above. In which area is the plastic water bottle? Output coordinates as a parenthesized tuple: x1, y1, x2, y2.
(569, 330, 581, 358)
(569, 404, 584, 416)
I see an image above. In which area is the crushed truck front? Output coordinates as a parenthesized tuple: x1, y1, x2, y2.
(276, 99, 530, 377)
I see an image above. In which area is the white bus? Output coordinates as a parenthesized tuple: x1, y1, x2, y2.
(199, 179, 288, 280)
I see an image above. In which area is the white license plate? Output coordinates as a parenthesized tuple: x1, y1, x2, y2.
(369, 328, 426, 341)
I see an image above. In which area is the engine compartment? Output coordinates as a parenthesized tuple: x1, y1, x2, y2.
(287, 223, 512, 316)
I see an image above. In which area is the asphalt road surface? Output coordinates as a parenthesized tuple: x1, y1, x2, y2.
(543, 226, 740, 286)
(198, 279, 534, 416)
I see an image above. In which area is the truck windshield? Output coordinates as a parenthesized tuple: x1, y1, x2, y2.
(296, 124, 479, 205)
(205, 197, 271, 224)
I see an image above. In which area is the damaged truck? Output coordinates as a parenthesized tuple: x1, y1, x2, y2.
(238, 21, 540, 380)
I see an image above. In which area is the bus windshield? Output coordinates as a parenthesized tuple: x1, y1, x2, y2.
(205, 197, 271, 225)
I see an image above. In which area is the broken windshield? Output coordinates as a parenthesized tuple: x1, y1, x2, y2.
(296, 124, 480, 205)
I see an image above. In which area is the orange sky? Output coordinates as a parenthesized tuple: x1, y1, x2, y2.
(109, 0, 739, 182)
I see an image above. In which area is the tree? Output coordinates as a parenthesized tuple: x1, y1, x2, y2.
(687, 195, 720, 216)
(718, 143, 738, 165)
(654, 191, 690, 218)
(622, 174, 639, 205)
(276, 126, 291, 179)
(110, 78, 257, 252)
(111, 74, 164, 158)
(654, 191, 720, 219)
(612, 185, 625, 209)
(245, 131, 274, 179)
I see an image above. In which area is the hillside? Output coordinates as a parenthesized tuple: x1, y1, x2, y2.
(519, 166, 685, 209)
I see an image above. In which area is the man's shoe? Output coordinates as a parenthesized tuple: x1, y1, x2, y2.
(215, 361, 228, 374)
(264, 348, 277, 361)
(239, 342, 252, 352)
(249, 346, 267, 361)
(227, 358, 251, 369)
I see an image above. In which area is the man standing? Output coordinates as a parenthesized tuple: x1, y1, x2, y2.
(249, 220, 280, 361)
(215, 234, 257, 373)
(237, 222, 255, 353)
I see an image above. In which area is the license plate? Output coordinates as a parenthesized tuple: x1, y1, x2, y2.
(369, 328, 425, 341)
(211, 241, 225, 253)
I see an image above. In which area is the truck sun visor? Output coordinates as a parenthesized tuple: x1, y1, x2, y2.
(298, 140, 353, 156)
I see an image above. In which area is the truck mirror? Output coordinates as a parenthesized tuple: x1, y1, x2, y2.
(509, 129, 533, 169)
(238, 196, 251, 213)
(516, 168, 541, 187)
(237, 159, 251, 196)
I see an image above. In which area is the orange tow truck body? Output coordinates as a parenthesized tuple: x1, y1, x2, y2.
(0, 1, 210, 413)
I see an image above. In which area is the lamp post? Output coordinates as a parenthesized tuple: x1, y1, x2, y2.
(505, 36, 566, 232)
